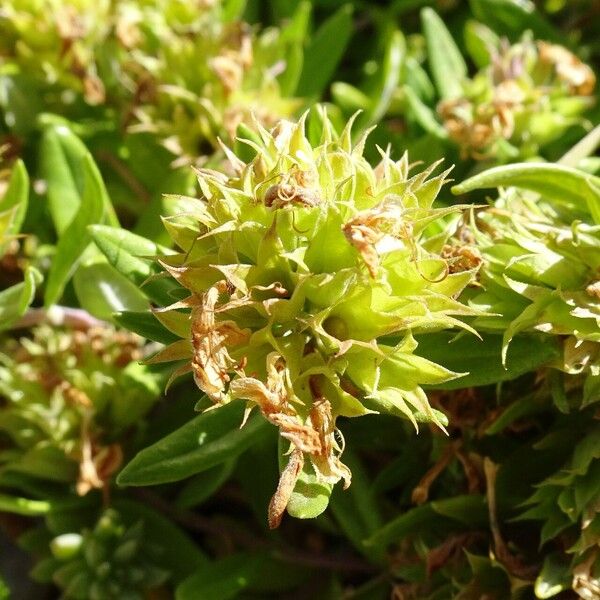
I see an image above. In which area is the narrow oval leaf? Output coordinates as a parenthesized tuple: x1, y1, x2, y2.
(416, 332, 560, 390)
(175, 553, 263, 600)
(114, 310, 179, 344)
(117, 402, 268, 486)
(40, 125, 118, 234)
(175, 460, 236, 509)
(0, 158, 28, 238)
(359, 30, 405, 129)
(403, 86, 447, 138)
(278, 43, 303, 97)
(469, 0, 561, 42)
(286, 461, 333, 520)
(452, 163, 600, 223)
(297, 5, 354, 98)
(40, 125, 85, 234)
(421, 7, 467, 99)
(0, 493, 51, 516)
(331, 82, 371, 113)
(464, 20, 500, 68)
(89, 224, 174, 304)
(559, 125, 600, 168)
(73, 261, 149, 321)
(0, 266, 42, 330)
(365, 495, 487, 548)
(44, 154, 106, 306)
(364, 504, 435, 548)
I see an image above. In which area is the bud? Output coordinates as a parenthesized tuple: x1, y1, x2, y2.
(45, 509, 168, 598)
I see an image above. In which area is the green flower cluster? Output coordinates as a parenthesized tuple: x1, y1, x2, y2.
(460, 167, 600, 407)
(0, 0, 300, 158)
(151, 110, 482, 526)
(438, 35, 596, 160)
(520, 415, 600, 599)
(0, 320, 159, 495)
(43, 509, 168, 600)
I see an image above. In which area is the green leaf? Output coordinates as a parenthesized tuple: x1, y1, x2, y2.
(44, 154, 106, 306)
(286, 460, 332, 520)
(275, 437, 332, 521)
(358, 30, 405, 129)
(114, 310, 179, 344)
(484, 394, 544, 435)
(0, 266, 42, 330)
(117, 401, 268, 486)
(278, 42, 303, 97)
(0, 73, 42, 135)
(416, 332, 560, 390)
(469, 0, 560, 42)
(40, 125, 118, 234)
(234, 122, 262, 163)
(0, 159, 28, 241)
(559, 125, 600, 169)
(89, 224, 174, 304)
(297, 5, 354, 98)
(73, 261, 149, 321)
(452, 163, 600, 224)
(114, 499, 207, 582)
(280, 0, 311, 43)
(330, 450, 384, 560)
(331, 82, 371, 113)
(6, 445, 78, 482)
(0, 493, 51, 516)
(421, 7, 467, 100)
(175, 460, 236, 508)
(430, 494, 488, 525)
(363, 504, 435, 548)
(40, 126, 83, 234)
(463, 20, 500, 68)
(222, 0, 247, 21)
(534, 553, 570, 598)
(365, 495, 487, 548)
(403, 86, 447, 138)
(175, 553, 263, 600)
(402, 56, 435, 104)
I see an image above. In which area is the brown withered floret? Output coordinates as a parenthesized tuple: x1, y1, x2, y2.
(573, 550, 600, 600)
(586, 280, 600, 299)
(437, 94, 517, 160)
(263, 169, 320, 209)
(76, 422, 123, 497)
(190, 282, 250, 404)
(308, 395, 351, 489)
(209, 23, 253, 95)
(231, 357, 350, 528)
(343, 201, 412, 277)
(441, 243, 483, 274)
(537, 41, 596, 96)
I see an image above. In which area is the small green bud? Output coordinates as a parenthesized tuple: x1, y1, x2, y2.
(50, 534, 83, 561)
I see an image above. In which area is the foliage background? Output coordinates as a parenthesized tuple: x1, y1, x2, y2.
(0, 0, 599, 598)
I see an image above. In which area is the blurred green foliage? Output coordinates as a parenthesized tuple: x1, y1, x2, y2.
(0, 0, 598, 598)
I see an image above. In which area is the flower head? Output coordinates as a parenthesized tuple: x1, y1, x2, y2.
(154, 108, 482, 524)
